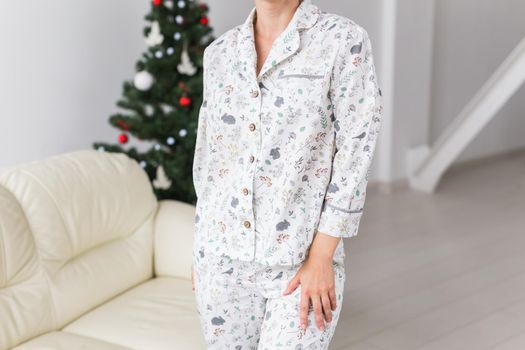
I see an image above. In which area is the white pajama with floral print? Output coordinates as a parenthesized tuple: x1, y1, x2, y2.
(192, 0, 383, 348)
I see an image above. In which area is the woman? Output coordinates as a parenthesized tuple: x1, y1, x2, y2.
(191, 0, 383, 348)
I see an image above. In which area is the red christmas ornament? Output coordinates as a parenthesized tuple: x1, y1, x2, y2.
(153, 0, 162, 6)
(179, 96, 192, 107)
(118, 133, 129, 144)
(200, 16, 209, 25)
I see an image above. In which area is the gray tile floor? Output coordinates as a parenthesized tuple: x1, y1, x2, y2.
(332, 149, 525, 350)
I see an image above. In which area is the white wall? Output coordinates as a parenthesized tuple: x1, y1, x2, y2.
(389, 0, 525, 182)
(390, 0, 435, 182)
(430, 0, 525, 162)
(0, 1, 150, 172)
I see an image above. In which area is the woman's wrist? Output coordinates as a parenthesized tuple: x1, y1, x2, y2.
(308, 230, 341, 263)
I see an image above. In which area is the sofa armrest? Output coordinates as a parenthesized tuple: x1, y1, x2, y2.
(153, 199, 195, 280)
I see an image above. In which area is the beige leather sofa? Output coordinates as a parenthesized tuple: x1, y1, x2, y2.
(0, 149, 206, 350)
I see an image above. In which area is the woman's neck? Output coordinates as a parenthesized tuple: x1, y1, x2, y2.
(253, 0, 301, 40)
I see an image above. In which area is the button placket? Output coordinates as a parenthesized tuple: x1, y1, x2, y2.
(240, 84, 261, 243)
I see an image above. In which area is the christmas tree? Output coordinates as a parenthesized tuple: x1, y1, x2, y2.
(93, 0, 214, 204)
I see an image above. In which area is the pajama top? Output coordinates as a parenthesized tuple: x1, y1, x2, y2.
(192, 0, 383, 267)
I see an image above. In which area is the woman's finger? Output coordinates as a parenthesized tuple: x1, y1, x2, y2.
(283, 273, 301, 296)
(311, 294, 325, 331)
(328, 286, 337, 311)
(321, 292, 333, 323)
(299, 288, 310, 329)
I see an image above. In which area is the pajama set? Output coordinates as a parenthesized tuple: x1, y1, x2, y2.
(191, 0, 383, 348)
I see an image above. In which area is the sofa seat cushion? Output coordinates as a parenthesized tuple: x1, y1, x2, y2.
(12, 331, 132, 349)
(61, 277, 206, 350)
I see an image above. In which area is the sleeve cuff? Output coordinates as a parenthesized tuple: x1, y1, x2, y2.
(316, 201, 365, 238)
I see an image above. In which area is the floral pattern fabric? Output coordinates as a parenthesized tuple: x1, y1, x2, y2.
(192, 246, 346, 349)
(192, 0, 383, 267)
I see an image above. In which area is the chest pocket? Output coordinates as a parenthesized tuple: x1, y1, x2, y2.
(276, 69, 325, 81)
(273, 66, 329, 111)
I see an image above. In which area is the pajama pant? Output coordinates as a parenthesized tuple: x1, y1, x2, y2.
(192, 243, 346, 349)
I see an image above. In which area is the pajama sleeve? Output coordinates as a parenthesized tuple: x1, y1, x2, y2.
(192, 47, 211, 199)
(316, 26, 383, 238)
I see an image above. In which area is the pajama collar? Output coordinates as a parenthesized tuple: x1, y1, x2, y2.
(237, 0, 322, 80)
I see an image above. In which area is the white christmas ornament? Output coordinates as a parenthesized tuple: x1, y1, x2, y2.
(200, 33, 212, 45)
(154, 143, 162, 151)
(167, 47, 174, 55)
(153, 165, 172, 189)
(173, 32, 182, 41)
(160, 103, 174, 114)
(134, 70, 154, 91)
(167, 136, 175, 145)
(164, 0, 174, 9)
(177, 43, 197, 75)
(144, 104, 155, 116)
(155, 50, 163, 58)
(139, 160, 147, 168)
(145, 21, 164, 47)
(178, 128, 188, 137)
(175, 15, 184, 25)
(178, 0, 186, 8)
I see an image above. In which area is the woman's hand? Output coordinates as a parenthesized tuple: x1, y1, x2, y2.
(191, 264, 195, 291)
(282, 230, 342, 331)
(282, 254, 337, 331)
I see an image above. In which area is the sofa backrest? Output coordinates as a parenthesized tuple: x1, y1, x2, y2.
(0, 150, 158, 349)
(0, 186, 55, 349)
